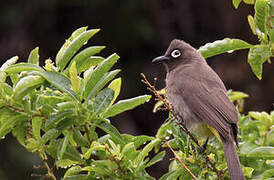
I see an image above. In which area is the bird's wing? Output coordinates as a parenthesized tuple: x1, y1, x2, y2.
(181, 78, 238, 140)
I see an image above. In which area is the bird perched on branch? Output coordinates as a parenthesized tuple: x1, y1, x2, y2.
(152, 39, 245, 180)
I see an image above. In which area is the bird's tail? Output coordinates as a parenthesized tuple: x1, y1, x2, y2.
(221, 137, 246, 180)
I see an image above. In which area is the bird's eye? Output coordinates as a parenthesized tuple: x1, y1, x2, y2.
(171, 49, 181, 58)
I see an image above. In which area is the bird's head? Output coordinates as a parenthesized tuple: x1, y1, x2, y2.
(152, 39, 202, 72)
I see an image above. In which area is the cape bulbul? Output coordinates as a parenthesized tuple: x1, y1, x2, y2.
(152, 39, 245, 180)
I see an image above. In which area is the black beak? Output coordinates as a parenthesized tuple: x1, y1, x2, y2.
(152, 55, 170, 63)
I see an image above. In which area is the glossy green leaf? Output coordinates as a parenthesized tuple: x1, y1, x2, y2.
(0, 56, 18, 82)
(0, 83, 13, 97)
(64, 165, 82, 178)
(5, 63, 44, 74)
(93, 88, 114, 115)
(84, 141, 105, 159)
(56, 159, 80, 169)
(232, 0, 242, 8)
(134, 138, 161, 167)
(81, 166, 111, 176)
(107, 77, 121, 106)
(12, 119, 27, 146)
(146, 151, 166, 167)
(63, 175, 89, 180)
(45, 110, 73, 130)
(41, 129, 60, 144)
(153, 100, 164, 113)
(84, 53, 119, 98)
(0, 114, 26, 139)
(254, 0, 269, 35)
(133, 135, 155, 149)
(266, 129, 274, 146)
(58, 131, 72, 160)
(248, 45, 271, 79)
(247, 146, 274, 159)
(102, 95, 151, 118)
(247, 15, 257, 35)
(227, 90, 249, 102)
(36, 71, 77, 100)
(262, 168, 274, 179)
(67, 46, 105, 71)
(77, 56, 105, 73)
(242, 167, 254, 178)
(32, 116, 42, 140)
(13, 75, 44, 100)
(198, 38, 252, 58)
(243, 0, 255, 4)
(56, 29, 100, 71)
(69, 61, 80, 94)
(28, 47, 39, 65)
(87, 69, 120, 100)
(95, 120, 124, 146)
(72, 129, 89, 147)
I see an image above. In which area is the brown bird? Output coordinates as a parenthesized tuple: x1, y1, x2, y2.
(152, 39, 245, 180)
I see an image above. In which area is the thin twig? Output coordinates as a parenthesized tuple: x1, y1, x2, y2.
(141, 73, 223, 178)
(165, 142, 197, 180)
(43, 159, 57, 180)
(141, 73, 199, 146)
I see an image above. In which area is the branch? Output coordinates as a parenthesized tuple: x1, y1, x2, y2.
(141, 73, 223, 179)
(165, 142, 197, 180)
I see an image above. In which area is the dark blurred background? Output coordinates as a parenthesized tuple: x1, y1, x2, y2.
(0, 0, 273, 179)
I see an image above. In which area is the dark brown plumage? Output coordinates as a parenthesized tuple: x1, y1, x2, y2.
(152, 39, 245, 180)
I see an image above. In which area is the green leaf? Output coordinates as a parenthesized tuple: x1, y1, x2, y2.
(58, 131, 72, 160)
(247, 146, 274, 159)
(108, 77, 122, 106)
(227, 90, 249, 102)
(87, 69, 120, 101)
(0, 83, 13, 97)
(254, 0, 269, 35)
(93, 88, 114, 115)
(84, 53, 119, 99)
(153, 100, 165, 113)
(266, 129, 274, 146)
(232, 0, 242, 8)
(262, 168, 274, 179)
(72, 129, 89, 147)
(0, 114, 26, 138)
(56, 28, 100, 71)
(146, 151, 166, 167)
(56, 159, 80, 169)
(248, 45, 272, 79)
(133, 135, 155, 149)
(0, 56, 18, 82)
(197, 38, 252, 58)
(64, 165, 82, 177)
(45, 110, 73, 130)
(102, 95, 151, 118)
(36, 71, 77, 100)
(95, 120, 124, 146)
(248, 15, 257, 35)
(41, 129, 60, 144)
(13, 75, 45, 100)
(77, 56, 105, 73)
(32, 116, 42, 140)
(134, 138, 161, 167)
(63, 175, 89, 180)
(12, 119, 27, 146)
(28, 47, 39, 65)
(69, 61, 81, 94)
(5, 63, 44, 74)
(67, 46, 105, 72)
(242, 166, 254, 178)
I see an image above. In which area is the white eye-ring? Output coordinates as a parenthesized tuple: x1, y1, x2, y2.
(171, 49, 181, 58)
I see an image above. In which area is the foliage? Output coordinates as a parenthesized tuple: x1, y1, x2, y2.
(0, 0, 273, 179)
(0, 27, 156, 179)
(198, 0, 274, 80)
